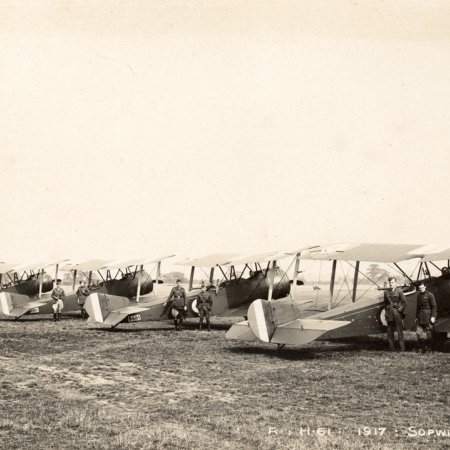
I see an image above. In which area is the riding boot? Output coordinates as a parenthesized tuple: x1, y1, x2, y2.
(388, 339, 395, 351)
(53, 313, 57, 322)
(57, 313, 61, 322)
(174, 319, 178, 331)
(399, 339, 405, 352)
(206, 318, 211, 332)
(178, 319, 183, 331)
(417, 339, 424, 353)
(199, 318, 203, 331)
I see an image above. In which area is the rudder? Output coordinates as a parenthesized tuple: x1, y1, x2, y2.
(85, 293, 130, 323)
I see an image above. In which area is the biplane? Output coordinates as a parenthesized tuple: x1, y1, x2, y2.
(73, 256, 174, 326)
(226, 243, 450, 348)
(0, 261, 77, 319)
(83, 251, 311, 328)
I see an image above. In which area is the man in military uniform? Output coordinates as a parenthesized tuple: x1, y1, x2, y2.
(76, 280, 90, 319)
(415, 282, 437, 353)
(441, 267, 450, 280)
(51, 279, 65, 322)
(166, 279, 187, 331)
(384, 276, 407, 351)
(197, 285, 213, 331)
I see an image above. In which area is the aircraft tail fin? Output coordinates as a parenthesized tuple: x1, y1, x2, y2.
(85, 293, 130, 323)
(85, 293, 149, 327)
(226, 298, 350, 346)
(0, 292, 48, 318)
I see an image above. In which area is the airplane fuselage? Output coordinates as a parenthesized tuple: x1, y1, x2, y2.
(312, 276, 450, 340)
(1, 271, 154, 318)
(93, 271, 154, 298)
(86, 267, 291, 326)
(2, 274, 53, 297)
(146, 266, 290, 320)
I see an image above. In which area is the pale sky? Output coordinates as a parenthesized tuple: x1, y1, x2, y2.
(1, 1, 450, 266)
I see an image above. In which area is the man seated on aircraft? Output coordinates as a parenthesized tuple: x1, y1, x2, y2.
(441, 267, 450, 280)
(167, 279, 187, 331)
(415, 282, 437, 353)
(51, 279, 65, 322)
(384, 276, 407, 351)
(76, 280, 90, 319)
(197, 285, 213, 331)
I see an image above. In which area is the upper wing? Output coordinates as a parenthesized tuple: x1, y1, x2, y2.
(176, 253, 240, 267)
(63, 259, 113, 271)
(0, 263, 20, 274)
(103, 255, 175, 269)
(176, 250, 304, 268)
(223, 251, 292, 266)
(417, 244, 450, 262)
(298, 243, 424, 263)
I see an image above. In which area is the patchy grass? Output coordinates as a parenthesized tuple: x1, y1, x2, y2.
(0, 316, 449, 449)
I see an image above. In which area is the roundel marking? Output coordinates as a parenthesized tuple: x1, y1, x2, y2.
(191, 298, 199, 314)
(379, 308, 387, 326)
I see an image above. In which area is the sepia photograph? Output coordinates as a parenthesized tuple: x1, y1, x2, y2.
(1, 1, 449, 449)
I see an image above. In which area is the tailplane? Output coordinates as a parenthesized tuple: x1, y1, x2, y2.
(85, 293, 149, 327)
(0, 292, 48, 318)
(226, 298, 350, 346)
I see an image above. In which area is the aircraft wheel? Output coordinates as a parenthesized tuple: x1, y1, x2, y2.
(379, 308, 388, 327)
(188, 298, 199, 317)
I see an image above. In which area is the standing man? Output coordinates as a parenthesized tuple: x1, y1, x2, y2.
(167, 279, 187, 331)
(415, 282, 437, 353)
(197, 285, 213, 331)
(384, 276, 407, 351)
(51, 279, 65, 322)
(76, 280, 90, 319)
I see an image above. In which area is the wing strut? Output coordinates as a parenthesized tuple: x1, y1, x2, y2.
(267, 261, 276, 302)
(155, 261, 161, 295)
(416, 262, 423, 282)
(189, 266, 195, 291)
(329, 259, 337, 310)
(38, 269, 44, 299)
(72, 270, 77, 290)
(352, 261, 360, 303)
(291, 253, 301, 300)
(394, 263, 413, 284)
(136, 265, 143, 303)
(54, 264, 59, 288)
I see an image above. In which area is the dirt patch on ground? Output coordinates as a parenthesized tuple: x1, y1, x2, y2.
(1, 316, 449, 449)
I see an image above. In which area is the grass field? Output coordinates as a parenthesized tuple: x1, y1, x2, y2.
(0, 314, 449, 450)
